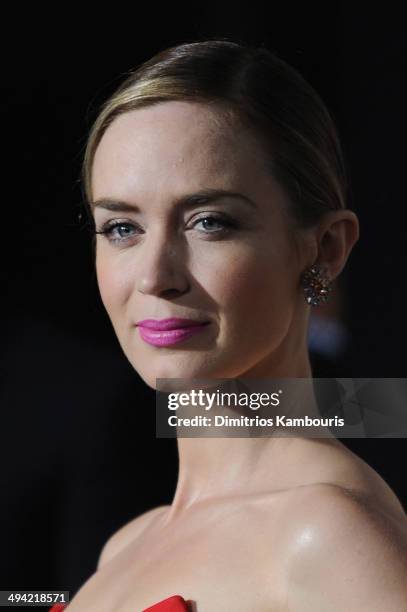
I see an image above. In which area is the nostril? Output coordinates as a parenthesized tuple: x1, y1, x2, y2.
(161, 287, 187, 299)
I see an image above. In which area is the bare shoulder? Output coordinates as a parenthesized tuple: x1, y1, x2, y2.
(293, 437, 405, 518)
(97, 504, 170, 570)
(283, 483, 407, 611)
(287, 481, 407, 542)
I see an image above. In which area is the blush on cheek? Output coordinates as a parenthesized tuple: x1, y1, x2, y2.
(219, 253, 294, 348)
(213, 253, 275, 303)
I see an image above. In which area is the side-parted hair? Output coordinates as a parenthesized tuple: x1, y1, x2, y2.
(82, 38, 349, 228)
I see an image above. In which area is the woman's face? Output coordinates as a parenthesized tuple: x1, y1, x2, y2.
(91, 101, 312, 388)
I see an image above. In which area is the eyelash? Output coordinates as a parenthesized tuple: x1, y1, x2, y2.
(94, 214, 237, 245)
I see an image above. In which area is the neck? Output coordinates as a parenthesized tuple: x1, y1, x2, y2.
(166, 342, 336, 521)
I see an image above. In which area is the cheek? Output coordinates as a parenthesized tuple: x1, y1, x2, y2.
(95, 251, 131, 317)
(204, 242, 298, 342)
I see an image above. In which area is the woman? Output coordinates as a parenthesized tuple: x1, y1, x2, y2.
(52, 39, 407, 610)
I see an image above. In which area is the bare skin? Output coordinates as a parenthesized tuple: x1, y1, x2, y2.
(67, 101, 407, 610)
(67, 439, 406, 611)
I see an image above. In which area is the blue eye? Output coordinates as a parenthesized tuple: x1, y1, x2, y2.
(95, 221, 140, 244)
(94, 213, 236, 246)
(192, 215, 235, 233)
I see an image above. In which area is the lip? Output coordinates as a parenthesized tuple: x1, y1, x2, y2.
(136, 318, 209, 331)
(137, 323, 210, 347)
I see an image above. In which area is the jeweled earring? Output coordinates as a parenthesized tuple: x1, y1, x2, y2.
(301, 264, 333, 306)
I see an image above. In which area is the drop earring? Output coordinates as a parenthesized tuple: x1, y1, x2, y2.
(301, 264, 333, 306)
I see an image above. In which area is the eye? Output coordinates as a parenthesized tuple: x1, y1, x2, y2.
(191, 214, 236, 234)
(94, 213, 237, 247)
(94, 220, 141, 244)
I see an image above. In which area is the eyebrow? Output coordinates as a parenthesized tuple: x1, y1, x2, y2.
(91, 188, 257, 213)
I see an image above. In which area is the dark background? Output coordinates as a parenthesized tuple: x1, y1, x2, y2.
(0, 8, 406, 609)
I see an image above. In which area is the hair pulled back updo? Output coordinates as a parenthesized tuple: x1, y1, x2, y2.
(82, 38, 349, 228)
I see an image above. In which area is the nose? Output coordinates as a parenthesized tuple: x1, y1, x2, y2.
(137, 229, 190, 298)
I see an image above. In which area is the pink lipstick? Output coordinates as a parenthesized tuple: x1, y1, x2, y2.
(136, 318, 210, 347)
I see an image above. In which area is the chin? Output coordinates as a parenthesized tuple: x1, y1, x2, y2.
(136, 367, 208, 391)
(130, 354, 224, 392)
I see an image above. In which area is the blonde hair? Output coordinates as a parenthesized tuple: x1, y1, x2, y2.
(82, 38, 349, 227)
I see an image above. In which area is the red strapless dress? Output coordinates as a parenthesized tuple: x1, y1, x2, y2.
(49, 594, 189, 611)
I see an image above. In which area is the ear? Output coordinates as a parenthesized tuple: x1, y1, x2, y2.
(313, 210, 360, 280)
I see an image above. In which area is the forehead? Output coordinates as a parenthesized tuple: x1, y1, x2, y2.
(91, 101, 272, 202)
